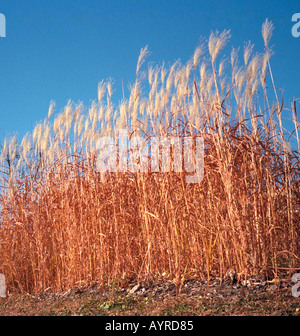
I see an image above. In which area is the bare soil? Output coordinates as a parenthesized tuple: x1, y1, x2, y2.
(0, 275, 299, 316)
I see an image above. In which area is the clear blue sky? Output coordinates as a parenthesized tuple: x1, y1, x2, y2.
(0, 0, 299, 142)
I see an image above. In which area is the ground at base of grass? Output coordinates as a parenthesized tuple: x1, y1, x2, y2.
(0, 277, 299, 316)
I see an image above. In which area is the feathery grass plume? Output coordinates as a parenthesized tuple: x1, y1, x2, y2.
(74, 114, 84, 137)
(261, 19, 280, 127)
(98, 80, 106, 102)
(185, 59, 193, 83)
(208, 29, 231, 64)
(200, 62, 206, 80)
(105, 100, 114, 123)
(48, 100, 56, 119)
(199, 62, 207, 95)
(20, 132, 31, 158)
(292, 100, 299, 155)
(148, 65, 154, 86)
(246, 53, 261, 85)
(149, 67, 159, 101)
(8, 135, 17, 163)
(251, 78, 260, 96)
(119, 100, 127, 124)
(193, 45, 203, 70)
(89, 101, 97, 122)
(166, 59, 180, 93)
(220, 77, 227, 94)
(0, 138, 7, 164)
(40, 122, 50, 153)
(139, 99, 146, 118)
(107, 78, 114, 98)
(262, 18, 274, 50)
(231, 47, 239, 71)
(33, 123, 42, 146)
(218, 58, 226, 77)
(160, 63, 167, 84)
(84, 118, 90, 138)
(129, 80, 141, 121)
(209, 29, 231, 104)
(206, 75, 214, 96)
(243, 41, 253, 67)
(136, 45, 150, 76)
(97, 104, 104, 123)
(261, 50, 271, 84)
(74, 101, 83, 123)
(53, 112, 62, 135)
(63, 100, 73, 121)
(235, 67, 245, 93)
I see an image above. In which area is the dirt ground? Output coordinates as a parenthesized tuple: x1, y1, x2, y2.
(0, 274, 299, 316)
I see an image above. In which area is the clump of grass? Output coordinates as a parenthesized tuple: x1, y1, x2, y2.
(0, 19, 299, 294)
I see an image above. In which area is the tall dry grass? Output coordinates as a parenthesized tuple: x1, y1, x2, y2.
(0, 20, 299, 293)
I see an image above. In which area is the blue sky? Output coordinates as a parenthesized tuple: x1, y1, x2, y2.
(0, 0, 299, 143)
